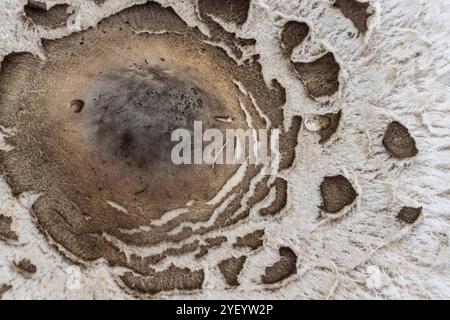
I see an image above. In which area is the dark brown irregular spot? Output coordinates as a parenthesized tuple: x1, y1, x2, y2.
(382, 121, 418, 159)
(93, 0, 107, 5)
(279, 115, 302, 170)
(397, 206, 422, 224)
(13, 259, 37, 277)
(318, 110, 341, 143)
(198, 0, 251, 26)
(292, 52, 340, 99)
(24, 3, 71, 28)
(70, 99, 84, 113)
(333, 0, 373, 34)
(195, 236, 227, 259)
(119, 265, 204, 296)
(260, 178, 288, 216)
(233, 229, 264, 250)
(0, 284, 12, 299)
(320, 175, 357, 213)
(0, 214, 18, 242)
(280, 21, 309, 57)
(27, 0, 47, 10)
(218, 256, 247, 286)
(261, 247, 297, 284)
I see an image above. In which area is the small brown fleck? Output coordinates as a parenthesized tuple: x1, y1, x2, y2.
(280, 21, 309, 56)
(397, 206, 422, 224)
(320, 174, 357, 213)
(382, 121, 418, 159)
(14, 259, 37, 277)
(218, 256, 247, 286)
(262, 247, 297, 284)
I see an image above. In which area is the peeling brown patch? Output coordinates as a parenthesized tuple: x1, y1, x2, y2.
(382, 121, 418, 159)
(397, 206, 422, 224)
(218, 255, 247, 286)
(197, 0, 256, 60)
(119, 265, 204, 296)
(233, 229, 264, 250)
(198, 0, 251, 26)
(0, 284, 12, 299)
(333, 0, 373, 34)
(279, 115, 302, 170)
(262, 247, 297, 284)
(260, 178, 288, 216)
(0, 214, 18, 242)
(27, 0, 47, 10)
(292, 52, 340, 99)
(24, 3, 71, 28)
(13, 259, 37, 277)
(320, 175, 357, 213)
(195, 236, 227, 259)
(280, 21, 309, 57)
(318, 110, 341, 143)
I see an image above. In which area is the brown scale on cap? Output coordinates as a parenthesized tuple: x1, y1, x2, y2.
(0, 214, 18, 242)
(318, 110, 342, 143)
(279, 115, 302, 170)
(197, 0, 255, 60)
(195, 236, 228, 259)
(397, 206, 422, 224)
(24, 2, 71, 28)
(0, 2, 299, 296)
(382, 121, 418, 159)
(260, 178, 288, 216)
(233, 229, 264, 250)
(333, 0, 373, 34)
(269, 79, 287, 107)
(292, 52, 341, 99)
(13, 259, 37, 277)
(198, 0, 251, 26)
(119, 265, 205, 297)
(280, 21, 310, 57)
(261, 247, 297, 284)
(218, 256, 247, 286)
(320, 175, 357, 213)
